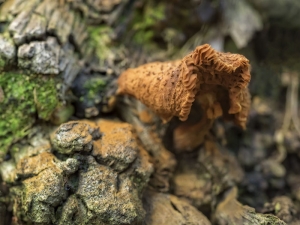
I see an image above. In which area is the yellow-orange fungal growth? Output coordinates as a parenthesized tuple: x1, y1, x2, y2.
(117, 44, 251, 124)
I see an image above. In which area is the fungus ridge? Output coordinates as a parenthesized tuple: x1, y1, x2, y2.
(190, 44, 251, 116)
(176, 56, 200, 121)
(117, 44, 251, 123)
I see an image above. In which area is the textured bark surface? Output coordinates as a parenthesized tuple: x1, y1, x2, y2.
(2, 120, 153, 225)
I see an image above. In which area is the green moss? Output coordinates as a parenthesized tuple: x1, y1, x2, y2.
(83, 78, 106, 100)
(35, 78, 58, 120)
(87, 26, 113, 63)
(0, 72, 58, 158)
(132, 2, 166, 46)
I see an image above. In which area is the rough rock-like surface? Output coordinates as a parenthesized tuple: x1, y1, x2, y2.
(3, 120, 153, 225)
(143, 190, 211, 225)
(61, 156, 144, 225)
(50, 120, 101, 154)
(0, 0, 84, 77)
(92, 119, 138, 172)
(18, 38, 61, 74)
(16, 152, 77, 223)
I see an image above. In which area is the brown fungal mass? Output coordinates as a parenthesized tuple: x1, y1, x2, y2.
(117, 44, 251, 125)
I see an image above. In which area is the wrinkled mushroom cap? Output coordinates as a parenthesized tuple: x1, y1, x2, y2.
(117, 44, 251, 125)
(117, 60, 198, 122)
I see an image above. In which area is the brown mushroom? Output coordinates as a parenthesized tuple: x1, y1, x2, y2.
(117, 44, 251, 124)
(172, 85, 251, 152)
(197, 83, 251, 129)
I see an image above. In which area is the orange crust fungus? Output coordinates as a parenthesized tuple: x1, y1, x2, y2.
(117, 44, 251, 126)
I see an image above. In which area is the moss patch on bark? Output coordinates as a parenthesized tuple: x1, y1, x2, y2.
(0, 72, 58, 159)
